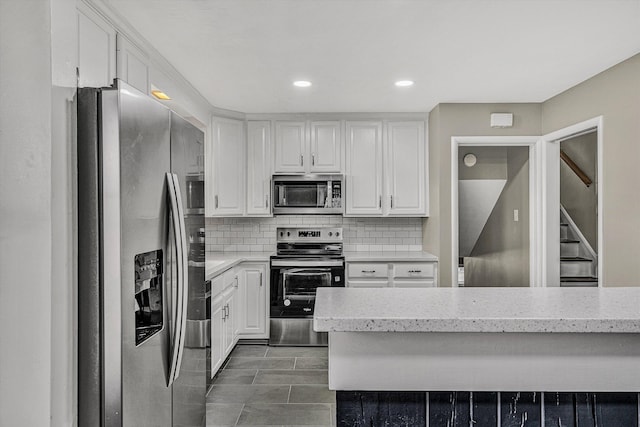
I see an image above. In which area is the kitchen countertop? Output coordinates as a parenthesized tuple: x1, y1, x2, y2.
(344, 251, 438, 262)
(314, 287, 640, 333)
(205, 252, 273, 280)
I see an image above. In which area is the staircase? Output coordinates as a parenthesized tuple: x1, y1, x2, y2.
(560, 206, 598, 287)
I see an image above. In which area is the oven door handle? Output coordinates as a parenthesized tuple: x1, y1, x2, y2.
(271, 259, 344, 267)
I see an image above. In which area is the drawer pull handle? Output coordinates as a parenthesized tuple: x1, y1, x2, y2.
(409, 270, 422, 273)
(361, 270, 376, 273)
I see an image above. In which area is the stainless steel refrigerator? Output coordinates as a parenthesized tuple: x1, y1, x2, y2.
(77, 80, 207, 427)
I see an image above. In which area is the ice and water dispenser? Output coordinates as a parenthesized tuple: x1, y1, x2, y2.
(134, 250, 164, 346)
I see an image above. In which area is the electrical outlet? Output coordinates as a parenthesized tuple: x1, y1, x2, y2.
(513, 209, 519, 222)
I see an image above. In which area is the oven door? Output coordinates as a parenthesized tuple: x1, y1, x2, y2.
(270, 259, 344, 317)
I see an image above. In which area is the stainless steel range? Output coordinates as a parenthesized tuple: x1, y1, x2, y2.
(269, 227, 345, 346)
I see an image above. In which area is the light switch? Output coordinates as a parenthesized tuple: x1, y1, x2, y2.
(513, 209, 519, 222)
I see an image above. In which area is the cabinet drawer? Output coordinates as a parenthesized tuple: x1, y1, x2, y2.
(348, 263, 389, 278)
(211, 274, 226, 297)
(393, 263, 435, 278)
(393, 279, 435, 288)
(347, 280, 389, 288)
(223, 268, 238, 288)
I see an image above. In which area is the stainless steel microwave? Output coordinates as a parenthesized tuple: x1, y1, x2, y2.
(272, 174, 344, 215)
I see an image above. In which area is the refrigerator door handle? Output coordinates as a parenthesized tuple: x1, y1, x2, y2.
(166, 173, 187, 386)
(171, 173, 189, 382)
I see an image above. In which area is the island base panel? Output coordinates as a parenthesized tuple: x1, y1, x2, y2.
(328, 332, 640, 391)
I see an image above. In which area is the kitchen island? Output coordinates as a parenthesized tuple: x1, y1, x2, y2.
(314, 287, 640, 426)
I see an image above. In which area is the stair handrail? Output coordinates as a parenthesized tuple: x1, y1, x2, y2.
(560, 150, 592, 187)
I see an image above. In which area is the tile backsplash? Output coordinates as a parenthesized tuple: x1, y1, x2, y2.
(205, 216, 423, 252)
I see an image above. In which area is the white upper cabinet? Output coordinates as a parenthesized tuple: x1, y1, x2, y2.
(246, 121, 272, 216)
(345, 121, 383, 215)
(309, 121, 342, 173)
(274, 121, 306, 173)
(274, 120, 342, 173)
(345, 120, 428, 217)
(207, 117, 245, 216)
(116, 35, 149, 94)
(77, 3, 116, 88)
(385, 121, 427, 216)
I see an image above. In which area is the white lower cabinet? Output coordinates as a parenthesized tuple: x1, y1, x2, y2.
(210, 262, 269, 378)
(223, 283, 238, 356)
(210, 294, 224, 375)
(348, 280, 388, 288)
(210, 269, 240, 378)
(346, 261, 438, 288)
(238, 263, 268, 339)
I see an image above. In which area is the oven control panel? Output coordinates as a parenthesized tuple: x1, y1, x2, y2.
(276, 227, 343, 242)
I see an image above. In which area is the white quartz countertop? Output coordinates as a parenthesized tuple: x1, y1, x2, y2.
(313, 287, 640, 333)
(206, 252, 273, 281)
(344, 251, 438, 262)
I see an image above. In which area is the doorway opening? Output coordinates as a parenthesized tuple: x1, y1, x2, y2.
(451, 137, 540, 287)
(541, 117, 603, 287)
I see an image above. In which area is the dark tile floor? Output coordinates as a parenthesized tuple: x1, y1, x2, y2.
(206, 345, 335, 427)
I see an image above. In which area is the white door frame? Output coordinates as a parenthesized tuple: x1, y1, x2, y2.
(540, 116, 603, 287)
(451, 136, 542, 287)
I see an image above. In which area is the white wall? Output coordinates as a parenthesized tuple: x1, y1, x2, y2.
(0, 1, 53, 425)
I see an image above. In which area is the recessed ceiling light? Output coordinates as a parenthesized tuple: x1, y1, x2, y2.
(395, 80, 414, 87)
(293, 80, 312, 88)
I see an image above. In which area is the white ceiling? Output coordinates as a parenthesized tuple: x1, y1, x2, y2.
(107, 0, 640, 113)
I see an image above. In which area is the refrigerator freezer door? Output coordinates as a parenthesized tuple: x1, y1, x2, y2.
(116, 82, 173, 427)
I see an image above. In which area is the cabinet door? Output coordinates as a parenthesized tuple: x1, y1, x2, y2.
(310, 121, 342, 173)
(347, 280, 388, 288)
(386, 121, 427, 216)
(210, 294, 224, 377)
(345, 121, 383, 215)
(223, 282, 237, 356)
(274, 121, 306, 173)
(246, 121, 272, 216)
(393, 279, 435, 288)
(116, 35, 149, 94)
(77, 3, 116, 87)
(238, 264, 268, 338)
(208, 117, 245, 216)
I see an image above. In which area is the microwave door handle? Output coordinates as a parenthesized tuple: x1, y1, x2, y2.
(165, 173, 184, 387)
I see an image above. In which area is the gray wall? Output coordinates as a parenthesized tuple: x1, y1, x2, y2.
(560, 131, 598, 250)
(424, 103, 542, 286)
(542, 53, 640, 286)
(0, 1, 53, 425)
(465, 147, 530, 287)
(458, 147, 507, 180)
(458, 147, 508, 257)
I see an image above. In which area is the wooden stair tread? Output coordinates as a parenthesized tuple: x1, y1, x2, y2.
(560, 282, 599, 287)
(561, 276, 598, 282)
(560, 256, 592, 262)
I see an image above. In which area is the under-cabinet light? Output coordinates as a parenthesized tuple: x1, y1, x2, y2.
(151, 90, 171, 100)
